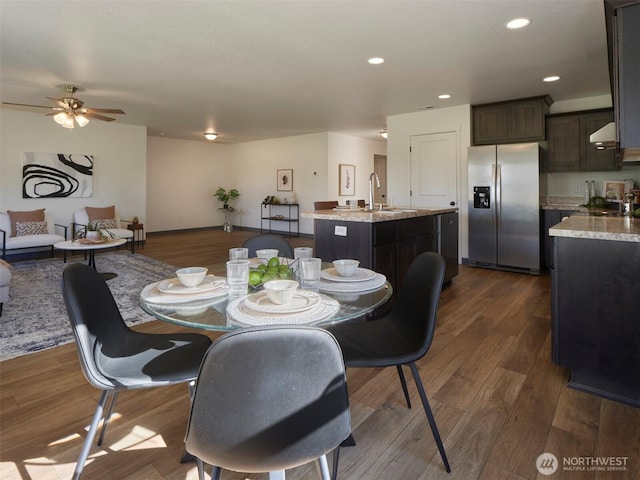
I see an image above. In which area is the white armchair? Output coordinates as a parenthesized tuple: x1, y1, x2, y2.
(0, 210, 67, 260)
(0, 260, 11, 316)
(73, 207, 135, 253)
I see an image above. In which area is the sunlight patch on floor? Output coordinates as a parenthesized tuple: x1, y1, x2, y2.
(110, 425, 167, 451)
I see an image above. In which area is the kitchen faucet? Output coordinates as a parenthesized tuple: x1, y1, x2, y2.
(368, 172, 381, 211)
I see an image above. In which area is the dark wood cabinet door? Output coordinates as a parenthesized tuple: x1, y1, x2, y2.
(508, 100, 546, 141)
(473, 105, 508, 144)
(582, 112, 617, 171)
(547, 115, 581, 171)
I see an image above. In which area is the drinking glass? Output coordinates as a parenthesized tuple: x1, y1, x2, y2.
(294, 247, 313, 260)
(229, 247, 249, 261)
(226, 260, 250, 296)
(300, 257, 322, 289)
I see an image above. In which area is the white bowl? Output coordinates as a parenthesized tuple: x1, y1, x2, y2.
(256, 249, 279, 260)
(332, 259, 360, 277)
(264, 280, 298, 304)
(176, 267, 208, 287)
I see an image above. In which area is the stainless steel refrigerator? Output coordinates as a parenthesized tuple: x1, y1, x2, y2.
(468, 143, 546, 275)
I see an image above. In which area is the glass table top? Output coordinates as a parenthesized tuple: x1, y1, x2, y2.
(140, 279, 392, 331)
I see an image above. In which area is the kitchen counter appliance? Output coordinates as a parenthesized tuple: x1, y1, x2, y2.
(468, 143, 546, 275)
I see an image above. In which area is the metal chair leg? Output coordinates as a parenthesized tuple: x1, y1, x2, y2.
(97, 391, 118, 446)
(72, 390, 110, 480)
(211, 466, 222, 480)
(318, 454, 331, 480)
(409, 362, 451, 473)
(396, 364, 412, 408)
(331, 446, 341, 480)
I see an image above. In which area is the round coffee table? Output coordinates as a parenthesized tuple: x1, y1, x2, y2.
(55, 238, 127, 280)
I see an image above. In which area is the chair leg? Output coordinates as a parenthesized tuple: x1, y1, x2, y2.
(97, 391, 119, 446)
(72, 390, 110, 480)
(396, 364, 412, 408)
(409, 362, 451, 473)
(194, 458, 204, 480)
(317, 454, 331, 480)
(331, 446, 340, 480)
(211, 466, 222, 480)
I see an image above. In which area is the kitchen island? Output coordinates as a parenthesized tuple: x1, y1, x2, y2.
(549, 215, 640, 407)
(301, 207, 459, 297)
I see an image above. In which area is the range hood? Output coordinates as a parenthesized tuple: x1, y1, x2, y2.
(589, 122, 616, 149)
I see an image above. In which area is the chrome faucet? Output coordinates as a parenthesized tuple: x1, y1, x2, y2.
(368, 172, 381, 211)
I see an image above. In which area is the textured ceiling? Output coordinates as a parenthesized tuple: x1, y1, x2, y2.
(0, 0, 611, 143)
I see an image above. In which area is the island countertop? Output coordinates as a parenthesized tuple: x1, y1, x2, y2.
(301, 206, 458, 223)
(549, 215, 640, 242)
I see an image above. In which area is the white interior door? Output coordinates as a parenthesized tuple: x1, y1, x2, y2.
(410, 131, 458, 208)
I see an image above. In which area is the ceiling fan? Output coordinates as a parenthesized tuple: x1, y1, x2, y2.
(2, 84, 125, 128)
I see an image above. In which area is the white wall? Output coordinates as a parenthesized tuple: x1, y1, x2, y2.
(327, 132, 387, 204)
(147, 136, 233, 231)
(0, 109, 147, 229)
(387, 104, 472, 259)
(229, 132, 329, 235)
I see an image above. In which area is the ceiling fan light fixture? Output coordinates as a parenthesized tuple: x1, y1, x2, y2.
(204, 132, 218, 141)
(75, 114, 90, 127)
(62, 115, 75, 129)
(53, 112, 68, 125)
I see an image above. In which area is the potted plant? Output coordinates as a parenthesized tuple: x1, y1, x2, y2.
(85, 222, 102, 241)
(214, 187, 240, 209)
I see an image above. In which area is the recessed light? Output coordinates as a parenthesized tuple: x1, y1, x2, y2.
(506, 18, 531, 30)
(368, 57, 385, 65)
(438, 94, 451, 100)
(204, 132, 218, 141)
(543, 75, 560, 82)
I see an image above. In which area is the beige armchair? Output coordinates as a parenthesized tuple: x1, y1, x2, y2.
(73, 206, 135, 253)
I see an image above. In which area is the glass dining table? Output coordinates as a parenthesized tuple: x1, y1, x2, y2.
(139, 272, 393, 331)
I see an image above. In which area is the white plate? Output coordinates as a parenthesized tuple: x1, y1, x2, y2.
(157, 276, 225, 294)
(320, 267, 376, 283)
(244, 290, 320, 314)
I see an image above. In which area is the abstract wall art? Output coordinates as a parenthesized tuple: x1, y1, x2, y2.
(339, 163, 355, 196)
(22, 152, 93, 198)
(277, 169, 293, 191)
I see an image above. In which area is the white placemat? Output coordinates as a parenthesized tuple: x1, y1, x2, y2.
(141, 278, 229, 305)
(226, 292, 339, 326)
(318, 272, 387, 293)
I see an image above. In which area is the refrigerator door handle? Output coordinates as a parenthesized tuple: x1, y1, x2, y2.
(491, 163, 497, 227)
(496, 163, 502, 227)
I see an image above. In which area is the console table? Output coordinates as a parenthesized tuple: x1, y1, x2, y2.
(260, 203, 299, 237)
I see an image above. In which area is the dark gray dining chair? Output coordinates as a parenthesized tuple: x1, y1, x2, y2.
(242, 233, 294, 258)
(61, 263, 212, 480)
(184, 325, 351, 480)
(327, 252, 451, 475)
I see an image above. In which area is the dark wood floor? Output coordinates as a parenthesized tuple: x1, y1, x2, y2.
(1, 228, 638, 480)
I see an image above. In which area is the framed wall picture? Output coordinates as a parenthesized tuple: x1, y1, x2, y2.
(602, 180, 626, 202)
(277, 169, 293, 191)
(23, 152, 93, 198)
(339, 164, 355, 196)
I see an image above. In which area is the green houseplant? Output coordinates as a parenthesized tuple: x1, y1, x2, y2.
(214, 187, 240, 208)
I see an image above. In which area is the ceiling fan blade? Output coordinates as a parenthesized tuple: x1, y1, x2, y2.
(83, 112, 116, 122)
(2, 102, 56, 109)
(46, 97, 69, 108)
(84, 108, 125, 115)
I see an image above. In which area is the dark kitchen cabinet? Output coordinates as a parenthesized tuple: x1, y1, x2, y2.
(547, 110, 618, 172)
(551, 235, 640, 407)
(617, 3, 640, 148)
(313, 214, 456, 299)
(472, 96, 553, 145)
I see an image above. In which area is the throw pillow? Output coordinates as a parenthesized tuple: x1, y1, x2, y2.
(86, 206, 115, 223)
(7, 209, 45, 237)
(15, 221, 49, 236)
(93, 218, 118, 229)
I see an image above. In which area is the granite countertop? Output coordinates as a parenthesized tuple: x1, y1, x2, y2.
(301, 206, 458, 223)
(549, 215, 640, 242)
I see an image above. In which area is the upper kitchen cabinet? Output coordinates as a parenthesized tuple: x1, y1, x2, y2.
(616, 2, 640, 148)
(472, 95, 553, 145)
(547, 109, 618, 172)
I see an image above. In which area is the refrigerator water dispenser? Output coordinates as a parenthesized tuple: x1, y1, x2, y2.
(473, 186, 491, 208)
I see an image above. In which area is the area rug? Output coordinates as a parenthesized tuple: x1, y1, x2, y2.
(0, 252, 179, 362)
